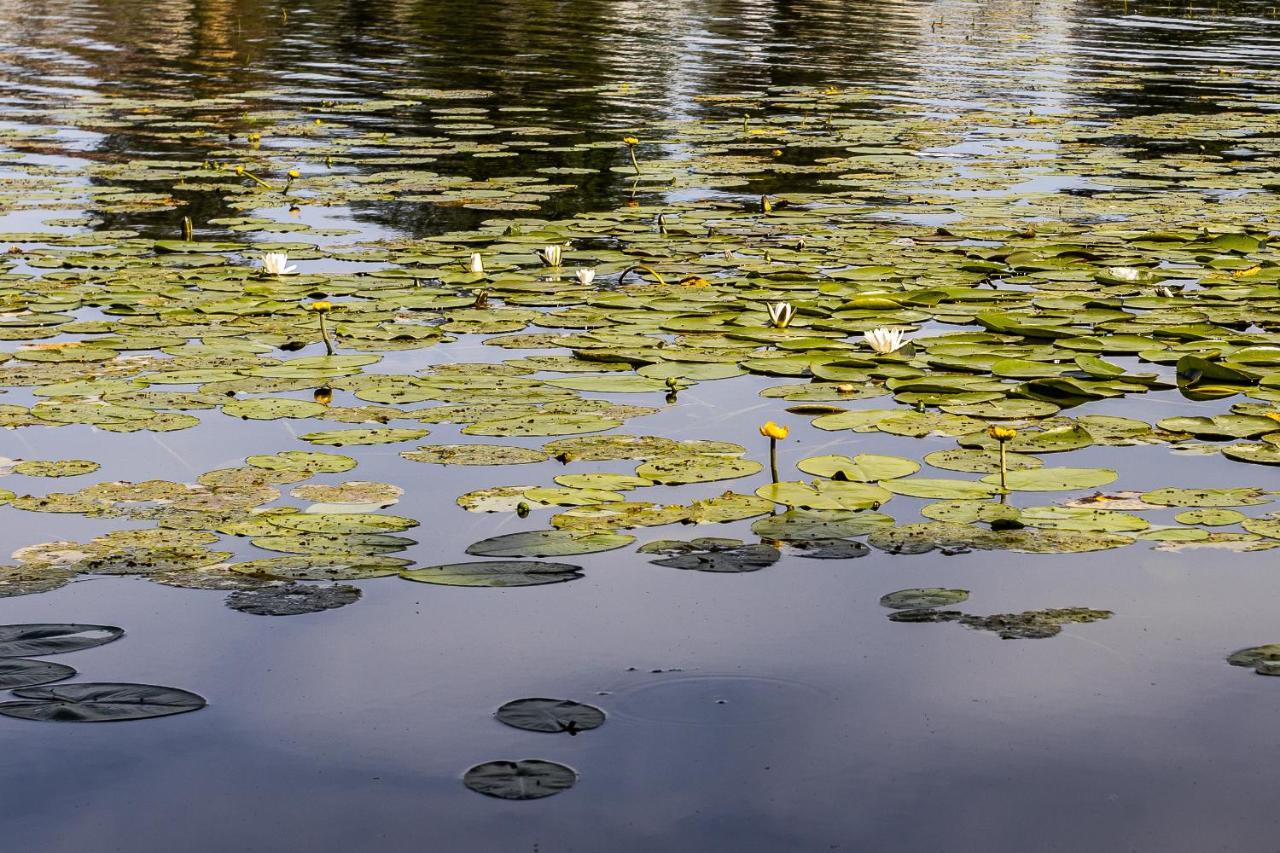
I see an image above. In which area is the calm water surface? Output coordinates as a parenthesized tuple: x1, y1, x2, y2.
(1, 1, 1280, 851)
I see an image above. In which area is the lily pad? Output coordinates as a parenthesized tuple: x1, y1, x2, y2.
(0, 659, 76, 689)
(0, 623, 124, 657)
(466, 529, 634, 558)
(225, 583, 361, 616)
(639, 538, 780, 572)
(463, 759, 577, 800)
(495, 698, 605, 734)
(401, 561, 583, 587)
(879, 588, 970, 609)
(0, 683, 207, 722)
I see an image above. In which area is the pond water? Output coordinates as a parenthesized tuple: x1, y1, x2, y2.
(1, 0, 1280, 850)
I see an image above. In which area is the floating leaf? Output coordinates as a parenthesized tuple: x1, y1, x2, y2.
(0, 659, 76, 689)
(401, 561, 583, 587)
(979, 467, 1117, 492)
(0, 624, 123, 657)
(640, 538, 779, 572)
(879, 588, 969, 609)
(495, 698, 605, 734)
(400, 444, 550, 465)
(466, 529, 633, 558)
(0, 683, 206, 722)
(225, 583, 361, 616)
(463, 759, 577, 800)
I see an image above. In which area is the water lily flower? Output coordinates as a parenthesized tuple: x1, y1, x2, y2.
(760, 421, 788, 483)
(987, 426, 1018, 442)
(468, 252, 485, 274)
(987, 425, 1018, 492)
(576, 268, 596, 286)
(537, 245, 563, 267)
(760, 421, 789, 440)
(307, 301, 335, 355)
(261, 252, 296, 276)
(766, 302, 796, 329)
(1107, 266, 1143, 282)
(863, 327, 907, 354)
(623, 137, 640, 174)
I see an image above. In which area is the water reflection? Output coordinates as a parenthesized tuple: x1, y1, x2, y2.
(0, 1, 1280, 851)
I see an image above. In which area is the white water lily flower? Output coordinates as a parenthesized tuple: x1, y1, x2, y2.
(538, 245, 563, 267)
(261, 252, 296, 276)
(468, 252, 484, 274)
(575, 268, 596, 286)
(1107, 266, 1143, 282)
(863, 326, 907, 354)
(766, 302, 796, 329)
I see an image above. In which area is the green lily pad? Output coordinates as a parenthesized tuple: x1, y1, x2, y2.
(1141, 487, 1270, 508)
(980, 467, 1117, 492)
(401, 561, 583, 587)
(300, 427, 429, 446)
(466, 529, 634, 557)
(12, 459, 100, 477)
(636, 456, 761, 485)
(400, 444, 551, 465)
(879, 588, 970, 609)
(796, 453, 919, 482)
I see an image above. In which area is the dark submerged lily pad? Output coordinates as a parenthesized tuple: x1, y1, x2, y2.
(224, 583, 361, 616)
(0, 623, 124, 657)
(0, 658, 76, 689)
(0, 683, 206, 722)
(495, 698, 606, 734)
(463, 759, 577, 800)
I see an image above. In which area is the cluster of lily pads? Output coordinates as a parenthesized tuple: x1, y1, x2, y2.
(0, 71, 1278, 666)
(0, 623, 205, 722)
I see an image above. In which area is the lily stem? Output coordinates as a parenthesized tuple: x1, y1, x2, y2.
(318, 313, 334, 356)
(769, 436, 779, 484)
(628, 146, 640, 175)
(998, 441, 1008, 492)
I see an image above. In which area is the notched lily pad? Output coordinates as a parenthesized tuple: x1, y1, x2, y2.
(0, 682, 206, 722)
(495, 698, 606, 734)
(401, 561, 583, 587)
(0, 623, 124, 657)
(466, 529, 633, 558)
(463, 759, 577, 800)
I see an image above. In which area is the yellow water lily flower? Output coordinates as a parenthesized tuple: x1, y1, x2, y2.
(988, 425, 1018, 442)
(308, 300, 332, 313)
(760, 421, 789, 440)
